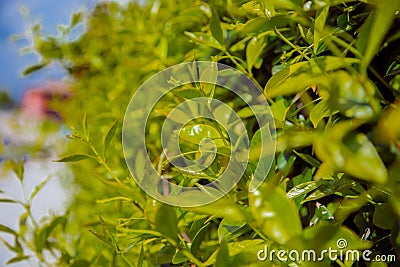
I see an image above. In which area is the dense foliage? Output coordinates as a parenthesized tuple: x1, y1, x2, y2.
(2, 0, 400, 266)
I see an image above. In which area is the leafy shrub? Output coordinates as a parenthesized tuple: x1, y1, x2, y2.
(2, 0, 400, 266)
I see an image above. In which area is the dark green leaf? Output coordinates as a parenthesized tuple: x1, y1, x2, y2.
(0, 224, 16, 235)
(6, 255, 31, 264)
(155, 204, 178, 242)
(215, 241, 230, 267)
(210, 8, 224, 45)
(103, 119, 119, 156)
(53, 154, 92, 162)
(22, 63, 47, 76)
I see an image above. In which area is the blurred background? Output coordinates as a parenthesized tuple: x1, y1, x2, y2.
(0, 1, 94, 266)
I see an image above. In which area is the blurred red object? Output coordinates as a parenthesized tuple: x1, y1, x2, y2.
(21, 82, 71, 120)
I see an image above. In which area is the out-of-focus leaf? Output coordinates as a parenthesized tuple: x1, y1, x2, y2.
(29, 175, 52, 202)
(53, 154, 92, 162)
(103, 119, 118, 156)
(315, 122, 388, 183)
(0, 224, 17, 235)
(22, 63, 47, 76)
(322, 71, 380, 120)
(302, 223, 372, 252)
(250, 186, 302, 244)
(239, 16, 294, 35)
(6, 256, 31, 264)
(35, 216, 67, 252)
(70, 260, 91, 267)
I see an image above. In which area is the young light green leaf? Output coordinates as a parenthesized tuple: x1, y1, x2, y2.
(309, 100, 335, 128)
(30, 175, 51, 202)
(313, 6, 329, 54)
(246, 36, 266, 70)
(53, 154, 92, 162)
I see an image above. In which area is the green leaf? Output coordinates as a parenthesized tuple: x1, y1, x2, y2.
(0, 224, 17, 235)
(103, 119, 119, 156)
(35, 216, 67, 252)
(373, 202, 394, 230)
(309, 100, 335, 128)
(249, 186, 302, 244)
(249, 123, 274, 191)
(309, 202, 334, 226)
(269, 98, 288, 122)
(287, 180, 324, 200)
(239, 16, 293, 36)
(215, 241, 230, 267)
(22, 63, 47, 76)
(0, 198, 18, 204)
(155, 204, 178, 242)
(190, 223, 209, 256)
(200, 61, 218, 96)
(210, 8, 224, 45)
(246, 36, 265, 70)
(185, 31, 223, 50)
(303, 177, 360, 203)
(172, 249, 188, 264)
(6, 255, 31, 264)
(218, 218, 246, 242)
(53, 154, 92, 162)
(313, 6, 329, 54)
(71, 11, 83, 27)
(293, 150, 321, 168)
(30, 175, 52, 202)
